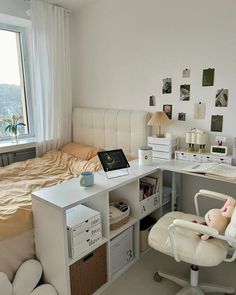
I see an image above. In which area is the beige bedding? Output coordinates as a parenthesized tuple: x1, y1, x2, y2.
(0, 150, 101, 241)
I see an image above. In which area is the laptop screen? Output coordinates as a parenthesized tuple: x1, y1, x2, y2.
(97, 149, 130, 172)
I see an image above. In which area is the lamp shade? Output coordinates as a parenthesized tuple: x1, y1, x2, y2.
(147, 111, 170, 137)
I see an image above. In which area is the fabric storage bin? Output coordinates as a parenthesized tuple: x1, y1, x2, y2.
(70, 244, 107, 295)
(110, 226, 133, 275)
(140, 216, 156, 252)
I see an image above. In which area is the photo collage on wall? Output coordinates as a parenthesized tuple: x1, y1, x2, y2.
(154, 67, 229, 133)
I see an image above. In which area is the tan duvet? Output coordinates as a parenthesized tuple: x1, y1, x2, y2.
(0, 150, 101, 241)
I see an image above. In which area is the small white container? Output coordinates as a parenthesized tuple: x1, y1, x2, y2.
(138, 146, 152, 165)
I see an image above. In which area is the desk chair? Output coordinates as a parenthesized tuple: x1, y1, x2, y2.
(148, 189, 236, 295)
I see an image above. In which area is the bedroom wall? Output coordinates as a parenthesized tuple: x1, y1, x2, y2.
(70, 0, 236, 151)
(0, 0, 29, 19)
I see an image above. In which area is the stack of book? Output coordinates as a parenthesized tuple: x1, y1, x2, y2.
(139, 176, 159, 200)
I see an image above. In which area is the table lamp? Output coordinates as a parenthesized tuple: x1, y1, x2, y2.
(147, 111, 170, 138)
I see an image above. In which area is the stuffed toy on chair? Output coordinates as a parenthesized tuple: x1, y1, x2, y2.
(201, 208, 230, 240)
(0, 259, 57, 295)
(221, 197, 236, 218)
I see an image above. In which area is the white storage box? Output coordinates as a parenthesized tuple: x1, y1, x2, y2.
(139, 193, 160, 218)
(69, 234, 102, 258)
(110, 226, 134, 275)
(67, 204, 101, 236)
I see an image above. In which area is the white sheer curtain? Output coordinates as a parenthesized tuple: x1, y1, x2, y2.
(30, 0, 72, 156)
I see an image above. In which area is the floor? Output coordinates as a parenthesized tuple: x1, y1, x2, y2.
(100, 249, 236, 295)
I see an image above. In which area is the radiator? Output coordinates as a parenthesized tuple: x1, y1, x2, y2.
(0, 147, 36, 167)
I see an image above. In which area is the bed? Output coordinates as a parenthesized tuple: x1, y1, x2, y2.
(0, 107, 150, 280)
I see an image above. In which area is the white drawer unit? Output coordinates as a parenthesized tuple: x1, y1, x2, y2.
(148, 136, 178, 160)
(175, 150, 232, 165)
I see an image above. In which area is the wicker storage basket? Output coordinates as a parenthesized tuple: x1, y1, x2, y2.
(109, 201, 130, 230)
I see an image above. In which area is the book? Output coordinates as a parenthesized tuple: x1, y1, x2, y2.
(139, 176, 159, 199)
(181, 163, 236, 181)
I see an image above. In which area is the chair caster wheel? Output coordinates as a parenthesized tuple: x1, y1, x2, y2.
(154, 272, 162, 282)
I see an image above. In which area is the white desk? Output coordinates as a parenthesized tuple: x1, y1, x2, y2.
(157, 159, 236, 211)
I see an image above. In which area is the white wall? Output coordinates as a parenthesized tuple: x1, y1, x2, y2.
(0, 0, 29, 19)
(70, 0, 236, 150)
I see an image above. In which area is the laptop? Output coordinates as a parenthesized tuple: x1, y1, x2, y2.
(97, 149, 130, 179)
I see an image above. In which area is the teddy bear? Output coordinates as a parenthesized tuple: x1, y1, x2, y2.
(220, 196, 236, 218)
(201, 208, 230, 240)
(0, 259, 57, 295)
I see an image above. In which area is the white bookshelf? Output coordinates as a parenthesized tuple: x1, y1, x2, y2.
(32, 161, 162, 295)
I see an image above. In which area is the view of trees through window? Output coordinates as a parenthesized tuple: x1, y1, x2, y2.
(0, 28, 28, 138)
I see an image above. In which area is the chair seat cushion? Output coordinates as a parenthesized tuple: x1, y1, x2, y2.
(148, 211, 229, 267)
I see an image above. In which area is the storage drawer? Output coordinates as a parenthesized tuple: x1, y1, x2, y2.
(69, 233, 102, 258)
(189, 154, 202, 162)
(139, 193, 160, 218)
(148, 136, 177, 145)
(110, 226, 133, 275)
(152, 150, 173, 160)
(67, 205, 101, 237)
(70, 244, 107, 295)
(211, 157, 232, 164)
(175, 151, 190, 161)
(70, 223, 102, 245)
(149, 143, 176, 152)
(201, 155, 213, 163)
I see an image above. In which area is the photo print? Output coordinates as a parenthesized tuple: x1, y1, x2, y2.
(202, 68, 215, 86)
(215, 89, 228, 107)
(194, 102, 206, 119)
(180, 84, 190, 101)
(149, 95, 156, 106)
(178, 112, 186, 121)
(182, 68, 190, 78)
(211, 115, 223, 132)
(163, 104, 172, 119)
(162, 78, 172, 94)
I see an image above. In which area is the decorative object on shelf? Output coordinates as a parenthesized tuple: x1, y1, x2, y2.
(185, 129, 208, 153)
(0, 115, 26, 143)
(109, 200, 130, 230)
(147, 111, 170, 138)
(215, 89, 228, 107)
(202, 68, 215, 86)
(138, 146, 152, 165)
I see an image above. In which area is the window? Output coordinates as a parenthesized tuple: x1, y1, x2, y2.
(0, 23, 32, 140)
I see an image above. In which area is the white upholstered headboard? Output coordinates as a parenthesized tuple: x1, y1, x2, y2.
(72, 108, 150, 157)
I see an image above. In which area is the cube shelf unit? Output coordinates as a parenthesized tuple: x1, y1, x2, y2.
(32, 161, 162, 295)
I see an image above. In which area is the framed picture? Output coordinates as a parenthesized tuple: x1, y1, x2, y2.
(211, 115, 223, 132)
(178, 112, 186, 121)
(162, 78, 172, 94)
(202, 68, 215, 86)
(180, 84, 190, 101)
(215, 89, 228, 107)
(163, 104, 172, 119)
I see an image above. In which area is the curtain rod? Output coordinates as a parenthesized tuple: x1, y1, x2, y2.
(24, 0, 71, 13)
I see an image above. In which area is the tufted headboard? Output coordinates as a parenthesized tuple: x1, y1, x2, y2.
(72, 107, 150, 157)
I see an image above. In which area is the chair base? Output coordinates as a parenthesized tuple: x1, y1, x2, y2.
(155, 266, 235, 295)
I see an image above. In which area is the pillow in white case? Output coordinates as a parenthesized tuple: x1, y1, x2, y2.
(0, 272, 12, 295)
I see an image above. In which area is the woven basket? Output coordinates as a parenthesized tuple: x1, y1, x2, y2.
(109, 201, 130, 230)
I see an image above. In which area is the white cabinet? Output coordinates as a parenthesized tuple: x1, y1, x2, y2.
(32, 161, 162, 295)
(175, 150, 232, 164)
(148, 136, 178, 160)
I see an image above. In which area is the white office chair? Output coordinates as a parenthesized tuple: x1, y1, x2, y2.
(148, 189, 236, 295)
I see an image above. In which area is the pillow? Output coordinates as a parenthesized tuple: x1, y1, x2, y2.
(61, 143, 104, 160)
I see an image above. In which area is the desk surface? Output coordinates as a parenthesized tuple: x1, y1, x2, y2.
(157, 159, 236, 184)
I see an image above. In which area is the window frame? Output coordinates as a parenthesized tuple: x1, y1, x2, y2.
(0, 22, 34, 141)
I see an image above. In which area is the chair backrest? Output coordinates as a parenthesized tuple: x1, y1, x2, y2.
(225, 206, 236, 248)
